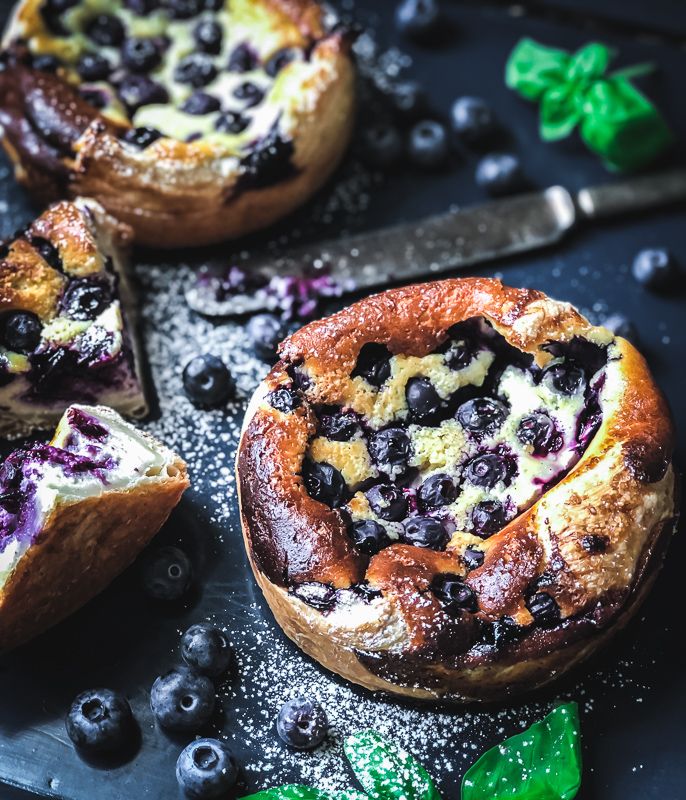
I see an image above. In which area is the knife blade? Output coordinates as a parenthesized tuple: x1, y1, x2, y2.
(186, 168, 686, 317)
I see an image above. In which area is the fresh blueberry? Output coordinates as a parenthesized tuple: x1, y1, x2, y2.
(368, 428, 411, 477)
(463, 545, 484, 570)
(175, 54, 217, 88)
(290, 581, 337, 611)
(276, 697, 328, 750)
(121, 37, 162, 73)
(85, 14, 125, 47)
(246, 314, 286, 360)
(166, 0, 204, 18)
(471, 499, 507, 536)
(444, 339, 474, 370)
(227, 43, 258, 72)
(122, 126, 163, 148)
(183, 355, 235, 407)
(395, 0, 440, 41)
(267, 387, 301, 413)
(141, 546, 193, 601)
(320, 412, 359, 441)
(463, 452, 511, 489)
(475, 153, 524, 196)
(302, 460, 348, 508)
(401, 516, 448, 549)
(349, 519, 391, 555)
(77, 52, 111, 82)
(1, 311, 42, 353)
(602, 313, 639, 344)
(457, 397, 508, 437)
(176, 738, 238, 799)
(264, 47, 297, 77)
(117, 74, 169, 112)
(181, 623, 233, 678)
(32, 54, 61, 72)
(366, 483, 407, 521)
(150, 667, 215, 731)
(60, 277, 112, 321)
(406, 377, 442, 422)
(360, 123, 403, 170)
(215, 111, 250, 134)
(124, 0, 158, 14)
(516, 412, 561, 455)
(631, 247, 678, 291)
(351, 343, 392, 387)
(233, 81, 264, 107)
(193, 19, 223, 55)
(390, 80, 427, 120)
(79, 87, 108, 109)
(408, 120, 449, 169)
(66, 688, 134, 753)
(526, 591, 560, 626)
(430, 573, 477, 613)
(451, 96, 497, 144)
(541, 361, 584, 395)
(417, 473, 457, 508)
(181, 92, 221, 115)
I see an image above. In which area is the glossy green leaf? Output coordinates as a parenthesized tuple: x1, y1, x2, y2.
(243, 786, 333, 800)
(505, 38, 570, 100)
(461, 703, 582, 800)
(566, 42, 613, 82)
(344, 730, 441, 800)
(539, 83, 581, 141)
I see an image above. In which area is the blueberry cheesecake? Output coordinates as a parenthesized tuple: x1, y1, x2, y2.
(237, 278, 677, 701)
(0, 0, 355, 247)
(0, 198, 147, 437)
(0, 403, 188, 651)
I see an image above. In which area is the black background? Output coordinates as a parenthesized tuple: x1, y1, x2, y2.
(0, 0, 685, 798)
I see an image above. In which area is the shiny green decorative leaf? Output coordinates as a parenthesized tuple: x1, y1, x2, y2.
(344, 730, 441, 800)
(539, 83, 581, 141)
(505, 38, 570, 100)
(461, 703, 582, 800)
(243, 786, 333, 800)
(566, 42, 613, 82)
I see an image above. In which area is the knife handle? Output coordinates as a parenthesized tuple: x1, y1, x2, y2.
(576, 168, 686, 220)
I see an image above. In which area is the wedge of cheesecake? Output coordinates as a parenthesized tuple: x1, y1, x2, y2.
(0, 198, 147, 437)
(0, 404, 188, 651)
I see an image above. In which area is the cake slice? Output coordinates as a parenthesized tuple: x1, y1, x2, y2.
(0, 404, 188, 651)
(0, 198, 147, 437)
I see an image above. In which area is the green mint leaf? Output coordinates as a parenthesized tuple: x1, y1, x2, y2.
(461, 702, 582, 800)
(344, 730, 441, 800)
(567, 42, 614, 82)
(505, 38, 570, 101)
(539, 83, 582, 141)
(242, 785, 333, 800)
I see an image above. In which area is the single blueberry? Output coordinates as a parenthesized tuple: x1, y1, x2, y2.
(264, 47, 297, 77)
(117, 74, 168, 112)
(526, 591, 560, 626)
(360, 123, 403, 170)
(581, 533, 609, 554)
(246, 314, 286, 360)
(150, 667, 215, 731)
(395, 0, 440, 41)
(431, 572, 478, 613)
(121, 37, 162, 73)
(181, 623, 233, 678)
(541, 361, 585, 395)
(85, 14, 125, 47)
(1, 311, 42, 354)
(401, 516, 448, 549)
(417, 473, 457, 508)
(463, 545, 484, 571)
(182, 354, 235, 407)
(233, 81, 264, 107)
(366, 483, 407, 521)
(516, 412, 561, 455)
(165, 0, 204, 18)
(227, 43, 258, 72)
(451, 96, 497, 144)
(77, 52, 111, 82)
(193, 19, 223, 54)
(631, 248, 678, 291)
(124, 0, 158, 14)
(319, 412, 359, 442)
(471, 499, 507, 536)
(65, 688, 134, 753)
(79, 87, 108, 109)
(181, 91, 221, 115)
(368, 428, 411, 477)
(457, 397, 508, 437)
(122, 126, 163, 148)
(475, 153, 524, 196)
(444, 339, 474, 370)
(267, 386, 301, 413)
(349, 519, 391, 555)
(408, 119, 449, 169)
(276, 697, 328, 750)
(215, 111, 250, 134)
(464, 452, 510, 489)
(61, 277, 112, 321)
(351, 343, 392, 387)
(32, 54, 61, 72)
(484, 616, 521, 648)
(302, 460, 348, 508)
(174, 54, 217, 88)
(390, 80, 427, 120)
(406, 376, 442, 422)
(176, 738, 238, 799)
(141, 545, 193, 600)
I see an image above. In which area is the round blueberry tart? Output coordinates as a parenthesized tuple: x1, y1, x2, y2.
(237, 278, 677, 701)
(0, 0, 355, 247)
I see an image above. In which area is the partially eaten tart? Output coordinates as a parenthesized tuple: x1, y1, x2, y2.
(0, 403, 188, 651)
(237, 278, 677, 701)
(0, 197, 147, 437)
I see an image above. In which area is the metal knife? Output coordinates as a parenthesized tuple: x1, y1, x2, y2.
(186, 168, 686, 316)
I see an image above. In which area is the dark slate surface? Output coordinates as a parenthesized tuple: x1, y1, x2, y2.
(0, 1, 685, 799)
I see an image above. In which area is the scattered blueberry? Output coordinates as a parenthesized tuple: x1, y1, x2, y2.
(456, 397, 508, 437)
(141, 545, 193, 600)
(351, 343, 392, 387)
(267, 386, 301, 413)
(349, 519, 391, 555)
(541, 361, 584, 395)
(176, 738, 238, 799)
(85, 14, 125, 47)
(60, 277, 112, 321)
(401, 516, 448, 549)
(32, 54, 61, 72)
(265, 47, 297, 77)
(602, 313, 639, 344)
(215, 111, 250, 134)
(368, 427, 411, 477)
(246, 314, 286, 360)
(360, 123, 403, 169)
(77, 53, 111, 82)
(431, 573, 478, 613)
(631, 247, 678, 291)
(406, 376, 443, 422)
(65, 688, 134, 752)
(122, 126, 163, 148)
(79, 87, 108, 109)
(32, 235, 62, 271)
(417, 473, 457, 508)
(124, 0, 157, 13)
(302, 460, 348, 508)
(227, 43, 258, 72)
(390, 80, 428, 120)
(233, 81, 264, 107)
(464, 452, 511, 489)
(174, 54, 217, 88)
(193, 19, 223, 54)
(526, 591, 560, 626)
(471, 499, 507, 536)
(276, 698, 328, 750)
(150, 668, 215, 731)
(320, 412, 359, 441)
(166, 0, 204, 18)
(183, 354, 235, 407)
(516, 412, 561, 455)
(1, 311, 42, 353)
(117, 74, 169, 112)
(395, 0, 440, 41)
(181, 92, 221, 115)
(475, 153, 524, 196)
(408, 120, 449, 169)
(121, 37, 162, 73)
(444, 339, 474, 370)
(181, 623, 233, 678)
(462, 545, 484, 570)
(366, 483, 407, 521)
(451, 96, 497, 144)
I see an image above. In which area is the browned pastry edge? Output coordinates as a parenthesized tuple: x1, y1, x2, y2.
(237, 277, 678, 700)
(0, 462, 189, 652)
